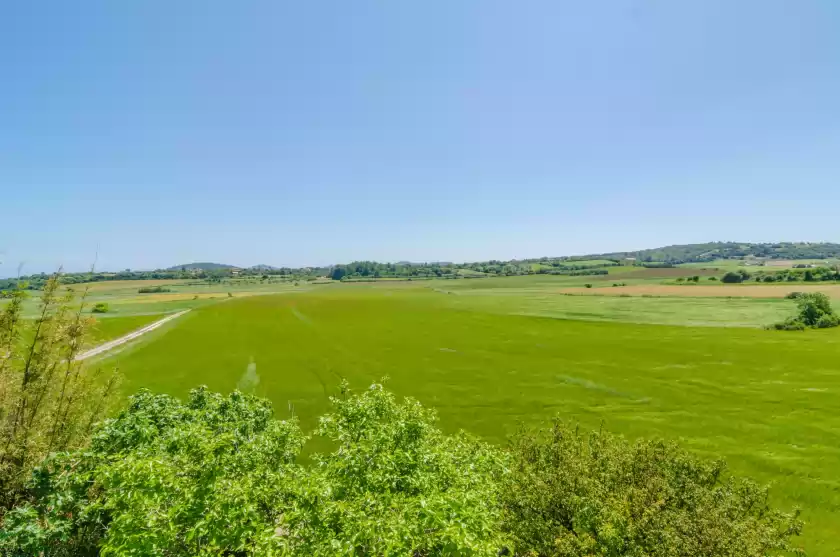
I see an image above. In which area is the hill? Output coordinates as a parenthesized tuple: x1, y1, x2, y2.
(575, 242, 840, 264)
(166, 262, 238, 271)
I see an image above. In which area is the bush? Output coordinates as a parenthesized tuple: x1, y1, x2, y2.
(709, 276, 718, 281)
(1, 383, 505, 556)
(584, 283, 592, 288)
(91, 302, 109, 313)
(0, 276, 119, 515)
(501, 420, 803, 556)
(772, 292, 840, 330)
(769, 317, 806, 331)
(137, 285, 171, 293)
(721, 271, 742, 283)
(0, 385, 805, 557)
(816, 313, 840, 329)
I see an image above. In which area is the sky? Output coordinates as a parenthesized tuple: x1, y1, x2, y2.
(2, 1, 839, 274)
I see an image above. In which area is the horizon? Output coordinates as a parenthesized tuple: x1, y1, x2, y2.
(4, 239, 840, 278)
(3, 1, 840, 274)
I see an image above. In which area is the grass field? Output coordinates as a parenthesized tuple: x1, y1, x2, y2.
(10, 273, 840, 554)
(96, 282, 840, 556)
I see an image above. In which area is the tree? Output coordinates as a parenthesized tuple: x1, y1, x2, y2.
(501, 420, 803, 556)
(2, 383, 506, 556)
(721, 271, 743, 283)
(771, 292, 840, 330)
(329, 266, 346, 281)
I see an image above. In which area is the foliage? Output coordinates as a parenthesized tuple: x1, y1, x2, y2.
(2, 383, 507, 556)
(771, 292, 839, 330)
(751, 267, 840, 283)
(584, 241, 840, 264)
(287, 382, 506, 556)
(0, 276, 119, 515)
(137, 285, 171, 294)
(501, 420, 804, 556)
(721, 270, 751, 283)
(90, 302, 109, 314)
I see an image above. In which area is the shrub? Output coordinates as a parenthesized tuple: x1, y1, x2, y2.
(769, 317, 806, 331)
(721, 271, 742, 283)
(0, 385, 805, 557)
(1, 383, 506, 556)
(501, 420, 804, 556)
(816, 313, 840, 329)
(584, 283, 592, 288)
(137, 285, 171, 294)
(91, 302, 109, 313)
(709, 276, 718, 281)
(772, 292, 840, 330)
(0, 276, 119, 515)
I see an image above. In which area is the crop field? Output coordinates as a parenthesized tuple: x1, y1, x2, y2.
(559, 283, 840, 299)
(78, 275, 840, 556)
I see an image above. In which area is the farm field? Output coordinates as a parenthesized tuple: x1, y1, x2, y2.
(94, 280, 840, 556)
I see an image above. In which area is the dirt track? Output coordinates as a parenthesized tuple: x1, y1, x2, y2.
(559, 284, 840, 298)
(76, 310, 190, 361)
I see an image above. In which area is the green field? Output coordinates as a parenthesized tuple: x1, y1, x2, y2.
(88, 279, 840, 556)
(8, 274, 840, 554)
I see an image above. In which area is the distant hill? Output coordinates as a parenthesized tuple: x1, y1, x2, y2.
(166, 262, 238, 271)
(248, 264, 280, 271)
(575, 242, 840, 264)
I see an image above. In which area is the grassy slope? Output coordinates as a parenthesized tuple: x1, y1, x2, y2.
(88, 314, 165, 345)
(110, 289, 840, 555)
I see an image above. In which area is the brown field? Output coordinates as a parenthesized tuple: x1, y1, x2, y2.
(559, 283, 840, 298)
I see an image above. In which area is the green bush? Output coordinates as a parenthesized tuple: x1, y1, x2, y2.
(91, 302, 109, 313)
(772, 292, 839, 330)
(1, 383, 505, 556)
(721, 271, 742, 283)
(0, 385, 805, 556)
(137, 285, 171, 294)
(501, 420, 803, 556)
(584, 283, 592, 288)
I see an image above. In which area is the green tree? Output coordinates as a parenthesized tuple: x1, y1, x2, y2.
(501, 420, 803, 556)
(721, 271, 742, 283)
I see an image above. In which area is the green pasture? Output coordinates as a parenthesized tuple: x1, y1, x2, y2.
(103, 288, 840, 555)
(89, 314, 164, 345)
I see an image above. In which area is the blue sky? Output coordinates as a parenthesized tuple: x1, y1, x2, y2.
(2, 1, 839, 274)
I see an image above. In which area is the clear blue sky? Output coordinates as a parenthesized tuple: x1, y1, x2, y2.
(2, 1, 839, 274)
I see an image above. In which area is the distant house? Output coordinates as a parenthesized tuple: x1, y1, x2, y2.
(230, 267, 242, 276)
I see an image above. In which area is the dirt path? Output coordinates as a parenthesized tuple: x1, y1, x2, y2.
(76, 310, 190, 361)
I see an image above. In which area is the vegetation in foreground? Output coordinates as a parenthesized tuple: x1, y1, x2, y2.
(0, 278, 119, 512)
(2, 383, 802, 556)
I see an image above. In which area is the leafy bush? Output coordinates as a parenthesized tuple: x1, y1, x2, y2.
(772, 292, 839, 330)
(768, 317, 806, 331)
(721, 271, 743, 283)
(501, 420, 803, 557)
(137, 285, 171, 293)
(91, 302, 109, 313)
(1, 383, 506, 556)
(584, 283, 592, 288)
